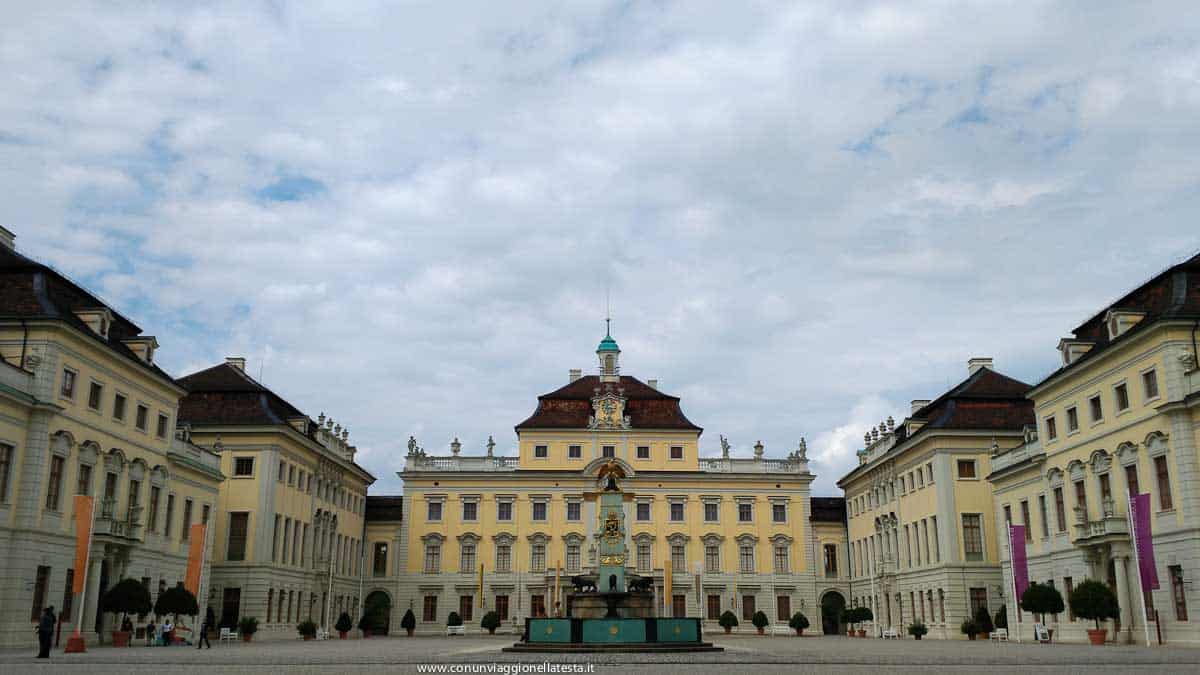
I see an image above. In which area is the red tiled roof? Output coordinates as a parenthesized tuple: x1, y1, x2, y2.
(177, 363, 313, 431)
(515, 375, 702, 431)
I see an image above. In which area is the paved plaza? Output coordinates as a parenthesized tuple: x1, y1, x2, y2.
(0, 634, 1197, 674)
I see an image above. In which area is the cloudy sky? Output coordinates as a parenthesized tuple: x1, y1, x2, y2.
(4, 1, 1200, 495)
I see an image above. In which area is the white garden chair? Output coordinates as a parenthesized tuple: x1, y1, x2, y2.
(990, 628, 1009, 642)
(218, 627, 235, 644)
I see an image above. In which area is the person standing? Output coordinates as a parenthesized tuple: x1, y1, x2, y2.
(197, 607, 213, 649)
(36, 606, 55, 658)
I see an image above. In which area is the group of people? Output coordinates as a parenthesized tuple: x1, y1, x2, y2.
(33, 605, 215, 658)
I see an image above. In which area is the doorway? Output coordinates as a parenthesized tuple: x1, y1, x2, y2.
(821, 591, 846, 635)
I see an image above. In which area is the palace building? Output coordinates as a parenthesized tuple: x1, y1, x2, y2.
(176, 359, 375, 636)
(990, 253, 1200, 644)
(391, 325, 851, 633)
(838, 358, 1035, 639)
(0, 229, 224, 648)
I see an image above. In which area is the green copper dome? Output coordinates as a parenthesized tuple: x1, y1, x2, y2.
(597, 320, 620, 352)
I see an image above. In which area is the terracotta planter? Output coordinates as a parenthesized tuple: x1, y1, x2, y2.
(487, 628, 496, 635)
(111, 631, 131, 647)
(967, 634, 977, 641)
(1087, 629, 1107, 645)
(795, 629, 803, 636)
(980, 632, 990, 640)
(756, 627, 765, 635)
(242, 634, 253, 642)
(914, 635, 922, 640)
(303, 634, 315, 641)
(856, 630, 866, 638)
(339, 631, 347, 639)
(724, 627, 732, 634)
(406, 628, 414, 637)
(847, 629, 854, 637)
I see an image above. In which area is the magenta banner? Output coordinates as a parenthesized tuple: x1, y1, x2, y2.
(1130, 493, 1160, 590)
(1010, 524, 1029, 601)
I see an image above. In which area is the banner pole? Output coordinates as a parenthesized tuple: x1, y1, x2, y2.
(1128, 491, 1151, 647)
(1008, 523, 1021, 643)
(66, 495, 97, 652)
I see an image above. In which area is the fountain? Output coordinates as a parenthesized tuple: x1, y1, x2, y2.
(505, 460, 721, 653)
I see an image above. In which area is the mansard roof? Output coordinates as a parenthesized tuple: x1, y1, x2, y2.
(515, 375, 702, 431)
(177, 362, 312, 429)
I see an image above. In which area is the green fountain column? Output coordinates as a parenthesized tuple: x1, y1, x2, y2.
(596, 489, 627, 594)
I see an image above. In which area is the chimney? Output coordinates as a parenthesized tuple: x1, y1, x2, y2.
(225, 357, 247, 372)
(647, 379, 658, 390)
(569, 369, 582, 383)
(967, 357, 994, 375)
(0, 226, 13, 251)
(911, 399, 931, 414)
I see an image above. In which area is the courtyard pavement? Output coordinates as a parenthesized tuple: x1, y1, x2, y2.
(0, 633, 1197, 674)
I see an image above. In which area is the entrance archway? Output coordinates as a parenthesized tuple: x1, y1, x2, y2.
(363, 591, 392, 635)
(820, 590, 846, 635)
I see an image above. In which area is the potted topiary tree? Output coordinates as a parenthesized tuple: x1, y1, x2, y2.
(1069, 579, 1119, 645)
(102, 578, 151, 647)
(960, 618, 980, 640)
(907, 621, 927, 640)
(447, 611, 463, 635)
(1021, 582, 1065, 643)
(238, 617, 258, 642)
(718, 610, 739, 634)
(357, 612, 372, 638)
(993, 604, 1008, 636)
(400, 608, 417, 637)
(297, 619, 318, 641)
(481, 611, 501, 635)
(154, 583, 198, 645)
(789, 611, 809, 636)
(974, 605, 994, 640)
(752, 610, 769, 635)
(840, 609, 853, 636)
(335, 612, 353, 639)
(855, 607, 873, 638)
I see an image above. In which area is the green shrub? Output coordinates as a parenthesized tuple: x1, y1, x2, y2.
(447, 611, 463, 627)
(718, 610, 739, 629)
(974, 605, 994, 634)
(297, 620, 318, 637)
(855, 606, 874, 624)
(1021, 582, 1065, 623)
(238, 616, 258, 636)
(908, 621, 928, 637)
(1069, 579, 1119, 630)
(960, 619, 979, 637)
(788, 612, 809, 634)
(335, 612, 353, 633)
(993, 604, 1007, 630)
(154, 583, 198, 620)
(481, 611, 501, 634)
(103, 578, 152, 623)
(751, 610, 769, 629)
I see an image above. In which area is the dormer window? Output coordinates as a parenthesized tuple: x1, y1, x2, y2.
(122, 336, 159, 364)
(1104, 309, 1147, 340)
(74, 308, 114, 338)
(1057, 339, 1095, 366)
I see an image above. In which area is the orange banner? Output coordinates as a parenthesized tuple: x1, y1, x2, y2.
(71, 496, 93, 594)
(184, 523, 207, 595)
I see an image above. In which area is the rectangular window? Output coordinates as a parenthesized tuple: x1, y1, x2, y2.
(636, 445, 650, 459)
(135, 404, 149, 431)
(422, 596, 438, 622)
(1038, 495, 1049, 538)
(31, 565, 50, 621)
(113, 393, 126, 421)
(460, 543, 476, 572)
(601, 445, 615, 458)
(917, 470, 925, 488)
(45, 455, 64, 510)
(1155, 455, 1173, 510)
(156, 413, 169, 438)
(1170, 566, 1188, 621)
(72, 461, 90, 497)
(739, 545, 755, 573)
(636, 502, 651, 521)
(532, 501, 547, 521)
(534, 445, 547, 458)
(529, 594, 545, 617)
(1126, 464, 1140, 495)
(956, 459, 976, 479)
(568, 445, 581, 459)
(61, 368, 76, 398)
(637, 541, 651, 571)
(0, 443, 10, 502)
(705, 545, 719, 573)
(773, 545, 789, 573)
(459, 595, 474, 623)
(1064, 577, 1075, 620)
(1089, 395, 1103, 422)
(87, 382, 103, 410)
(164, 494, 175, 538)
(1003, 504, 1012, 526)
(530, 543, 546, 571)
(1143, 369, 1159, 400)
(495, 595, 509, 621)
(227, 512, 249, 561)
(147, 486, 160, 532)
(462, 501, 478, 521)
(566, 501, 581, 521)
(1054, 487, 1067, 532)
(1046, 416, 1057, 441)
(1099, 473, 1112, 504)
(671, 544, 685, 572)
(278, 461, 286, 483)
(738, 502, 753, 522)
(670, 502, 684, 522)
(962, 514, 983, 561)
(1020, 501, 1032, 541)
(1115, 383, 1130, 411)
(233, 457, 254, 477)
(287, 465, 295, 485)
(772, 502, 786, 523)
(1066, 406, 1079, 432)
(181, 498, 193, 540)
(427, 501, 443, 521)
(704, 502, 719, 522)
(61, 569, 75, 621)
(566, 543, 580, 572)
(824, 544, 838, 578)
(707, 595, 721, 620)
(969, 587, 988, 616)
(424, 544, 441, 573)
(496, 545, 511, 572)
(670, 446, 683, 460)
(127, 479, 140, 523)
(497, 501, 512, 521)
(673, 595, 687, 619)
(741, 594, 756, 621)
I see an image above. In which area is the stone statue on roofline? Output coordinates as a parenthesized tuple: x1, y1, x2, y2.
(719, 434, 731, 459)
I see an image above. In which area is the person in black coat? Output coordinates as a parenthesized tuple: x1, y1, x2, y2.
(36, 606, 55, 658)
(197, 606, 214, 649)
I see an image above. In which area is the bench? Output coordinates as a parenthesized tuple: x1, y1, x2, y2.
(219, 627, 236, 644)
(446, 625, 466, 636)
(881, 628, 899, 639)
(990, 628, 1009, 642)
